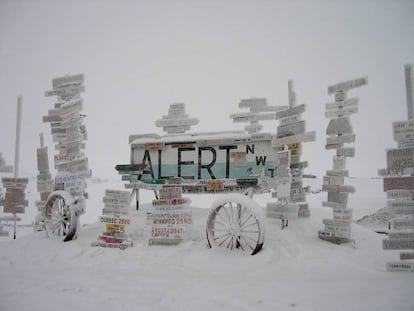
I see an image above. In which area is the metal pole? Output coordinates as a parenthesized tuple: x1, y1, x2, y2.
(404, 64, 414, 120)
(13, 96, 22, 240)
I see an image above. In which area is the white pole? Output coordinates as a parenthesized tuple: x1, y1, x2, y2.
(14, 96, 22, 179)
(13, 96, 22, 240)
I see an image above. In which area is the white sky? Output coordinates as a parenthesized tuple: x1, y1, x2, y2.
(1, 0, 414, 179)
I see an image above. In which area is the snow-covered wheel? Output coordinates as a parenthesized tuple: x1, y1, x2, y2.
(45, 191, 78, 242)
(206, 193, 266, 255)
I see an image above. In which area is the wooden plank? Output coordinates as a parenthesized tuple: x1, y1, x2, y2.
(276, 104, 305, 119)
(326, 134, 355, 145)
(386, 262, 414, 272)
(326, 117, 353, 136)
(327, 77, 368, 95)
(383, 176, 414, 191)
(386, 147, 414, 170)
(277, 120, 306, 138)
(382, 239, 414, 250)
(325, 98, 359, 110)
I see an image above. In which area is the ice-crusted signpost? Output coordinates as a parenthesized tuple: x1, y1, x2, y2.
(318, 76, 367, 244)
(36, 74, 91, 241)
(270, 81, 316, 218)
(380, 64, 414, 272)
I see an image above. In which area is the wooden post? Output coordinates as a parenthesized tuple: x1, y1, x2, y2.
(404, 64, 413, 120)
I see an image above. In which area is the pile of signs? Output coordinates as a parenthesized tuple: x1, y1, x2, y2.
(318, 77, 368, 244)
(271, 80, 316, 217)
(155, 103, 199, 134)
(41, 74, 91, 216)
(266, 149, 297, 229)
(34, 135, 54, 230)
(92, 189, 133, 249)
(380, 64, 414, 272)
(147, 182, 192, 245)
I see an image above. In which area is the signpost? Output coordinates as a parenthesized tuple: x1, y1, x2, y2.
(380, 64, 414, 272)
(268, 80, 315, 218)
(319, 77, 367, 244)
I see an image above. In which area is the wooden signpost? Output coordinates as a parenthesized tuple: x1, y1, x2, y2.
(319, 76, 367, 244)
(36, 74, 91, 240)
(381, 64, 414, 272)
(270, 80, 316, 217)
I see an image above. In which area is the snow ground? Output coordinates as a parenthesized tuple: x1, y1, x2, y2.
(0, 177, 413, 311)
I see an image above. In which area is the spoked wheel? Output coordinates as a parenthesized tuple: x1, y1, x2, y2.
(45, 191, 78, 242)
(206, 194, 265, 255)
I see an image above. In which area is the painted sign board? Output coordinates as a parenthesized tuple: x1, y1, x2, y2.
(271, 131, 316, 147)
(55, 169, 92, 183)
(383, 176, 414, 191)
(400, 252, 414, 260)
(382, 239, 414, 250)
(386, 262, 414, 272)
(322, 185, 355, 193)
(389, 218, 414, 230)
(393, 120, 414, 142)
(132, 138, 275, 181)
(276, 104, 305, 119)
(387, 190, 414, 200)
(52, 74, 84, 89)
(327, 77, 368, 94)
(325, 106, 359, 118)
(326, 117, 353, 136)
(386, 147, 414, 170)
(277, 120, 306, 138)
(325, 98, 359, 110)
(326, 134, 355, 145)
(336, 147, 355, 157)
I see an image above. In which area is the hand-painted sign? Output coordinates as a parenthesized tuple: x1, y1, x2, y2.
(386, 147, 414, 170)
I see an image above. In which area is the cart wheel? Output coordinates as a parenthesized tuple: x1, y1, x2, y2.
(45, 191, 78, 242)
(206, 193, 265, 255)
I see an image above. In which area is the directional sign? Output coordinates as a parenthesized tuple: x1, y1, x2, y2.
(276, 104, 305, 119)
(387, 190, 414, 200)
(327, 77, 368, 95)
(386, 147, 414, 170)
(383, 176, 414, 191)
(326, 117, 353, 136)
(271, 131, 316, 147)
(386, 262, 414, 272)
(52, 74, 84, 89)
(326, 134, 355, 145)
(336, 147, 355, 157)
(325, 98, 359, 110)
(393, 120, 414, 142)
(322, 184, 355, 193)
(325, 106, 359, 118)
(55, 169, 92, 183)
(382, 239, 414, 250)
(277, 120, 306, 138)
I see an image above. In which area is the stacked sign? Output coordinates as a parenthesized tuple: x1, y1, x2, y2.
(155, 103, 199, 134)
(34, 135, 54, 230)
(92, 189, 133, 249)
(271, 80, 316, 217)
(266, 149, 297, 228)
(318, 77, 367, 244)
(381, 64, 414, 272)
(229, 98, 286, 134)
(147, 182, 192, 245)
(42, 74, 91, 214)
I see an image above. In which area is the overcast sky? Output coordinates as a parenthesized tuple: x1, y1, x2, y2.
(1, 0, 414, 180)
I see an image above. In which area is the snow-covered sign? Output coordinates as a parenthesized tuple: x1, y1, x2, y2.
(327, 77, 368, 95)
(382, 239, 414, 250)
(386, 262, 414, 272)
(383, 176, 414, 191)
(393, 120, 414, 142)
